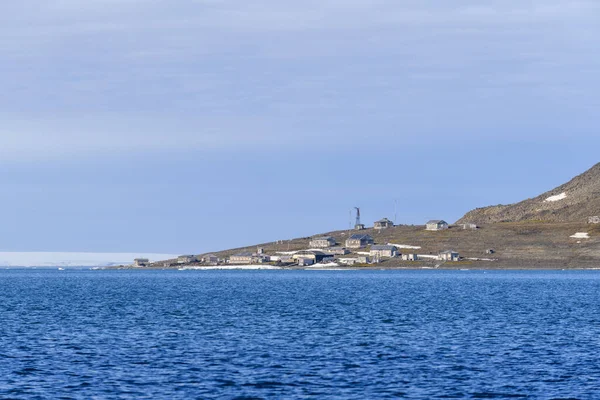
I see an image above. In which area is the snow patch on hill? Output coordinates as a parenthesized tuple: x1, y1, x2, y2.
(545, 192, 567, 202)
(570, 232, 590, 239)
(388, 243, 421, 249)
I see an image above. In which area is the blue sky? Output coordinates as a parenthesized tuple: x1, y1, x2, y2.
(0, 0, 599, 254)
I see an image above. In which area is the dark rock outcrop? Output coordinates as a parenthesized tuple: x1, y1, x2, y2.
(458, 162, 600, 224)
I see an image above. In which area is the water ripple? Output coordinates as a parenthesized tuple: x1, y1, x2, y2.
(1, 270, 600, 399)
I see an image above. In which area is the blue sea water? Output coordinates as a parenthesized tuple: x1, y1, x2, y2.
(1, 270, 600, 399)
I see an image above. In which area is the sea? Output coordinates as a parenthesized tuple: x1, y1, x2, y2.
(1, 269, 600, 399)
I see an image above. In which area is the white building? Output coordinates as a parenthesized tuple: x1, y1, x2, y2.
(460, 223, 478, 230)
(374, 218, 394, 230)
(426, 220, 449, 231)
(297, 257, 315, 266)
(370, 245, 398, 258)
(203, 254, 219, 264)
(439, 250, 460, 262)
(345, 234, 374, 249)
(177, 255, 197, 264)
(133, 258, 149, 267)
(309, 236, 336, 248)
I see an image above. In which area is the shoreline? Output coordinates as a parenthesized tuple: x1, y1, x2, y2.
(105, 264, 600, 271)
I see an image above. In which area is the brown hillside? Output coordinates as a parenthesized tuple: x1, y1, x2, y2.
(457, 162, 600, 224)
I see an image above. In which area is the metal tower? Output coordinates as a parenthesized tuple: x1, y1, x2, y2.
(355, 207, 361, 227)
(354, 207, 365, 230)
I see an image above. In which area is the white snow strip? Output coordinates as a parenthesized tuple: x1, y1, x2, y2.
(417, 254, 440, 260)
(356, 251, 371, 255)
(466, 257, 498, 262)
(276, 249, 323, 255)
(306, 262, 340, 268)
(388, 243, 422, 249)
(570, 232, 590, 239)
(544, 192, 567, 202)
(180, 265, 282, 270)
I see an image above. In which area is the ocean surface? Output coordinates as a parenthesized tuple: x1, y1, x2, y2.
(1, 270, 600, 399)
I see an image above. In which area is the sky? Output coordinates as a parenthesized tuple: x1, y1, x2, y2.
(0, 0, 599, 254)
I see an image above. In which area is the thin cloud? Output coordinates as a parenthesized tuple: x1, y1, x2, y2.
(0, 0, 597, 159)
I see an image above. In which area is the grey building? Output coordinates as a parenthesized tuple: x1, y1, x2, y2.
(357, 255, 372, 264)
(345, 234, 375, 249)
(327, 247, 350, 255)
(460, 223, 478, 230)
(133, 258, 149, 267)
(439, 250, 460, 262)
(426, 220, 449, 231)
(177, 255, 197, 264)
(370, 245, 398, 258)
(203, 254, 219, 264)
(229, 252, 254, 264)
(310, 236, 336, 248)
(292, 251, 332, 264)
(297, 257, 315, 267)
(374, 218, 394, 230)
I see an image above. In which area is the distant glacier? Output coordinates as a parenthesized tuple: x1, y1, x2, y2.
(0, 252, 177, 268)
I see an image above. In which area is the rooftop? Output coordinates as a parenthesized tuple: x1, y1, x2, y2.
(348, 234, 373, 240)
(371, 245, 397, 251)
(427, 220, 447, 224)
(232, 252, 254, 257)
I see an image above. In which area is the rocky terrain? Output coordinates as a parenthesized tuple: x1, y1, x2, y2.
(185, 221, 599, 269)
(132, 162, 600, 270)
(458, 162, 600, 224)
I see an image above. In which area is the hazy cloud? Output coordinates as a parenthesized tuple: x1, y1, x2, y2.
(0, 0, 598, 158)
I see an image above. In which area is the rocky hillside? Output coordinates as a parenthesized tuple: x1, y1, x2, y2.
(458, 162, 600, 224)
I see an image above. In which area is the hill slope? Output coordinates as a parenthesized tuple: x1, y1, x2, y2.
(458, 162, 600, 224)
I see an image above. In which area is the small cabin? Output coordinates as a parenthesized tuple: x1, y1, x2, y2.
(460, 223, 478, 230)
(357, 255, 372, 264)
(327, 247, 350, 255)
(309, 236, 336, 248)
(439, 250, 460, 262)
(426, 220, 449, 231)
(229, 252, 254, 264)
(133, 258, 149, 267)
(374, 218, 394, 230)
(177, 255, 197, 264)
(203, 254, 219, 264)
(345, 234, 375, 249)
(402, 254, 419, 261)
(370, 245, 398, 258)
(292, 251, 331, 264)
(297, 257, 315, 267)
